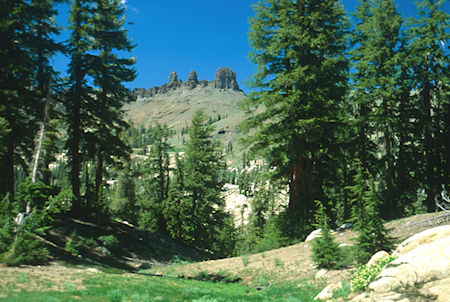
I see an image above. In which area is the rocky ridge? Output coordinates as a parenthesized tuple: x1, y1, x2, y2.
(133, 67, 241, 99)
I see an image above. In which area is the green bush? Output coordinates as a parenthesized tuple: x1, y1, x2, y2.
(99, 234, 120, 253)
(65, 231, 82, 256)
(3, 228, 48, 266)
(350, 255, 396, 292)
(1, 208, 50, 266)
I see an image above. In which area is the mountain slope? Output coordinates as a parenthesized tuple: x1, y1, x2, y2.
(125, 68, 246, 135)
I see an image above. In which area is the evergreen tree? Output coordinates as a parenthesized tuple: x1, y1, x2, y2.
(240, 0, 349, 229)
(88, 0, 136, 205)
(348, 160, 393, 264)
(0, 0, 62, 201)
(164, 153, 185, 239)
(165, 110, 233, 255)
(349, 0, 405, 218)
(66, 0, 93, 212)
(311, 200, 343, 269)
(66, 0, 135, 213)
(138, 123, 172, 232)
(407, 0, 449, 211)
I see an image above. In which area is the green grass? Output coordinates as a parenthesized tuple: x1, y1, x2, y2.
(0, 270, 322, 302)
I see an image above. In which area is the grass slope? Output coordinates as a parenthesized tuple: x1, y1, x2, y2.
(2, 212, 449, 301)
(0, 263, 322, 301)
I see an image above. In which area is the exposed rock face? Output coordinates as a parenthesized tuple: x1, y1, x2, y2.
(186, 70, 199, 89)
(187, 70, 198, 83)
(168, 71, 179, 86)
(134, 67, 240, 99)
(351, 225, 450, 302)
(315, 225, 450, 302)
(213, 67, 240, 90)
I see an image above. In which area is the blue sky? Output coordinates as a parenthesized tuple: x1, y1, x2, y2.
(53, 0, 449, 92)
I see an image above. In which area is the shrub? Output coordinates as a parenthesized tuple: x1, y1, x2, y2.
(99, 234, 120, 253)
(3, 228, 48, 266)
(350, 255, 396, 292)
(65, 231, 82, 256)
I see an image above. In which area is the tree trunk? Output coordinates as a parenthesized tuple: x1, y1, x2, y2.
(422, 80, 436, 212)
(94, 152, 103, 205)
(288, 138, 314, 217)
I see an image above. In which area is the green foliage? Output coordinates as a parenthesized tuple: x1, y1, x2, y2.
(251, 216, 286, 254)
(99, 235, 120, 253)
(350, 255, 397, 292)
(16, 178, 56, 211)
(2, 267, 323, 301)
(311, 201, 344, 269)
(65, 231, 82, 257)
(348, 160, 394, 264)
(2, 210, 49, 266)
(241, 0, 349, 225)
(164, 110, 235, 256)
(241, 255, 250, 266)
(138, 123, 172, 233)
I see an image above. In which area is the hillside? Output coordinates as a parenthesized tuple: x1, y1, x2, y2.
(38, 213, 210, 271)
(144, 212, 450, 287)
(124, 67, 247, 154)
(2, 212, 450, 301)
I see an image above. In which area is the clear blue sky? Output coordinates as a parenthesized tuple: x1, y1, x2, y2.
(53, 0, 449, 92)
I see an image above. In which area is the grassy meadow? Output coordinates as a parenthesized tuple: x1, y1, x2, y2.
(0, 263, 322, 302)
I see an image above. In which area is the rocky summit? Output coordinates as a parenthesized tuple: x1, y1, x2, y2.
(124, 67, 246, 143)
(133, 67, 241, 99)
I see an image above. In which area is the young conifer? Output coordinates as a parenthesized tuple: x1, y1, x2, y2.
(348, 160, 393, 264)
(311, 200, 343, 269)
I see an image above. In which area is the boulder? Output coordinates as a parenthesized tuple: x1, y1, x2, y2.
(305, 229, 322, 242)
(314, 282, 343, 301)
(367, 250, 390, 266)
(351, 226, 450, 302)
(394, 225, 450, 255)
(419, 277, 450, 302)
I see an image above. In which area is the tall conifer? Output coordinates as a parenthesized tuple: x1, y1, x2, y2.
(241, 0, 349, 227)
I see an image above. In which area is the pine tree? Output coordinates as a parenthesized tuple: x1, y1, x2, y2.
(0, 0, 62, 202)
(349, 0, 405, 218)
(164, 153, 185, 239)
(311, 200, 343, 269)
(240, 0, 349, 228)
(166, 110, 233, 255)
(138, 123, 172, 232)
(407, 0, 449, 211)
(66, 0, 93, 213)
(88, 0, 136, 205)
(348, 160, 393, 264)
(66, 0, 135, 213)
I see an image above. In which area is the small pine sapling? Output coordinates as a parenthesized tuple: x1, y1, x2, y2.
(311, 200, 343, 269)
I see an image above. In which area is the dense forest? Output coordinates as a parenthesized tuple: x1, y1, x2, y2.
(0, 0, 448, 266)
